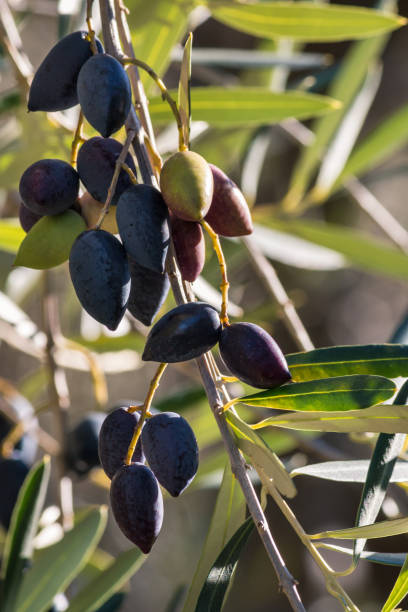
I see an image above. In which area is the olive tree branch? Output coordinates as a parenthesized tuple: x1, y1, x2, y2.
(98, 1, 305, 609)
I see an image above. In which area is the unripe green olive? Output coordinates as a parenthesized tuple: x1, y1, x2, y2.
(159, 151, 213, 222)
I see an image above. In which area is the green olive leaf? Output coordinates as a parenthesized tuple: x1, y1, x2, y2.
(14, 210, 86, 270)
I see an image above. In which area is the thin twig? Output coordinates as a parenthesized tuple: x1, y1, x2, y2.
(42, 272, 73, 530)
(98, 2, 305, 609)
(0, 0, 33, 92)
(241, 235, 314, 352)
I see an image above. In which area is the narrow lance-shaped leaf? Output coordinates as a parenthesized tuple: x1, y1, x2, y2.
(149, 88, 340, 126)
(15, 506, 107, 612)
(291, 459, 408, 483)
(226, 411, 296, 498)
(283, 33, 388, 211)
(182, 462, 245, 612)
(0, 457, 50, 612)
(286, 343, 408, 381)
(335, 103, 408, 190)
(239, 375, 396, 412)
(195, 518, 254, 612)
(318, 543, 407, 568)
(66, 548, 146, 612)
(382, 554, 408, 612)
(353, 380, 408, 565)
(178, 32, 192, 148)
(212, 3, 404, 42)
(0, 220, 25, 254)
(259, 217, 408, 281)
(252, 404, 408, 435)
(310, 516, 408, 541)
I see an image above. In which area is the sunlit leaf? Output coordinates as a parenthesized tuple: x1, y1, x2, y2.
(382, 554, 408, 612)
(252, 404, 408, 434)
(182, 463, 245, 612)
(310, 516, 408, 540)
(353, 380, 408, 564)
(318, 543, 406, 567)
(286, 344, 408, 381)
(14, 211, 86, 270)
(239, 375, 396, 412)
(1, 457, 50, 612)
(0, 220, 25, 254)
(195, 518, 254, 612)
(15, 507, 107, 612)
(66, 548, 146, 612)
(336, 103, 408, 189)
(291, 459, 408, 482)
(212, 3, 404, 42)
(283, 34, 388, 210)
(227, 412, 296, 498)
(149, 88, 340, 126)
(178, 33, 192, 148)
(259, 217, 408, 280)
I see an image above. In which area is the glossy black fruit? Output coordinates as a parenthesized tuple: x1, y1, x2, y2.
(67, 412, 106, 475)
(77, 137, 137, 206)
(110, 463, 163, 553)
(19, 159, 79, 216)
(205, 164, 253, 237)
(28, 31, 103, 112)
(142, 412, 198, 496)
(171, 216, 205, 282)
(77, 54, 131, 137)
(127, 258, 170, 326)
(219, 322, 292, 389)
(19, 203, 42, 233)
(0, 458, 30, 528)
(117, 185, 170, 274)
(69, 230, 130, 330)
(143, 302, 221, 363)
(98, 407, 145, 479)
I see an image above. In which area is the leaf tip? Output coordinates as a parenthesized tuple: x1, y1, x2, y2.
(330, 99, 343, 110)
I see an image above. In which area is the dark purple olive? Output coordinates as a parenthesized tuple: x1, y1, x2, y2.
(219, 322, 291, 389)
(171, 215, 205, 282)
(98, 407, 145, 479)
(205, 165, 253, 237)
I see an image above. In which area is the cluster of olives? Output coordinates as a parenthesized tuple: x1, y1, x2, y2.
(98, 405, 198, 552)
(17, 29, 293, 553)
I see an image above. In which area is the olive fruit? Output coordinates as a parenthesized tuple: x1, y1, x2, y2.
(69, 230, 130, 330)
(66, 412, 106, 475)
(117, 185, 170, 274)
(110, 463, 163, 553)
(205, 164, 253, 237)
(28, 31, 103, 112)
(77, 54, 131, 137)
(160, 151, 213, 222)
(171, 216, 205, 282)
(77, 137, 137, 207)
(127, 258, 170, 326)
(219, 322, 291, 389)
(142, 412, 198, 496)
(19, 159, 79, 216)
(142, 302, 221, 363)
(98, 407, 145, 479)
(19, 203, 42, 233)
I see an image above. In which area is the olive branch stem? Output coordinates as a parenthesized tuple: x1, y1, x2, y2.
(70, 110, 84, 167)
(125, 363, 167, 465)
(99, 1, 305, 609)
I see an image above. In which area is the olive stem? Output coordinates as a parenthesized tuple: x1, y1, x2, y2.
(125, 362, 167, 465)
(70, 110, 84, 168)
(200, 219, 230, 327)
(120, 57, 187, 152)
(267, 483, 360, 612)
(95, 128, 136, 229)
(121, 161, 138, 184)
(86, 0, 99, 55)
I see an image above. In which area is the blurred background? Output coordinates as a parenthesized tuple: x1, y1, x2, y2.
(0, 0, 407, 610)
